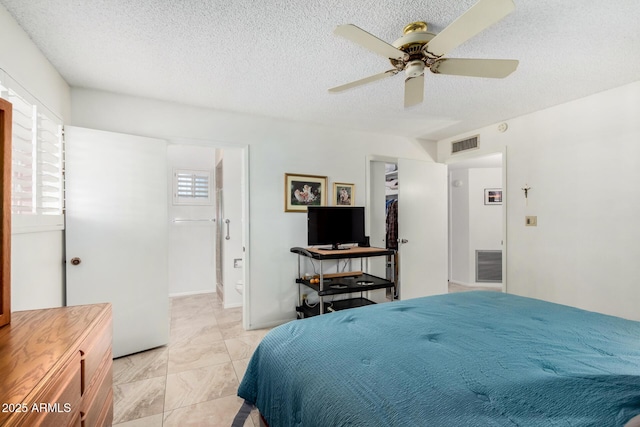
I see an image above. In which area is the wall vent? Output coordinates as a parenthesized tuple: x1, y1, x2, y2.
(451, 135, 479, 154)
(476, 250, 502, 283)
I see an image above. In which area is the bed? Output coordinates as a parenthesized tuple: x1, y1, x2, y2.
(237, 291, 640, 426)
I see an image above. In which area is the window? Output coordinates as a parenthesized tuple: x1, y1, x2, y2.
(0, 70, 64, 233)
(173, 169, 212, 205)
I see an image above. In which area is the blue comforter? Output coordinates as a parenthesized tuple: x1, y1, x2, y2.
(238, 292, 640, 426)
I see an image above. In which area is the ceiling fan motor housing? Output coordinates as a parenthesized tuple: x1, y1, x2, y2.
(390, 22, 436, 73)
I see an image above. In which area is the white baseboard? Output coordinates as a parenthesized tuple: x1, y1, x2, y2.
(247, 317, 294, 331)
(223, 302, 243, 309)
(169, 290, 216, 298)
(449, 280, 502, 289)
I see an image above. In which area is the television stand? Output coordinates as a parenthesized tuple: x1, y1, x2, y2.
(291, 246, 396, 317)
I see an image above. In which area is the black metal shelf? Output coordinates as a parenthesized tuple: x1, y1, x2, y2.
(296, 273, 394, 296)
(292, 245, 396, 317)
(296, 297, 376, 318)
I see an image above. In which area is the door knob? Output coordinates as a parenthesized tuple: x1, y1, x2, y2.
(70, 257, 82, 266)
(400, 239, 409, 244)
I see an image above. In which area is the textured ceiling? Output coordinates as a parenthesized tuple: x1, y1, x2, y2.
(2, 0, 639, 140)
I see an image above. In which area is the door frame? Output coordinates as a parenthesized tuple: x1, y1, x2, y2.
(169, 139, 251, 329)
(365, 154, 398, 241)
(444, 148, 507, 293)
(365, 155, 397, 300)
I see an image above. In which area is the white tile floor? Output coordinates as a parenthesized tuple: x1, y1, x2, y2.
(112, 293, 269, 427)
(112, 283, 499, 426)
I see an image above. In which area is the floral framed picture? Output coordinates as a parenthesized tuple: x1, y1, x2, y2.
(484, 188, 503, 205)
(284, 173, 327, 212)
(333, 182, 355, 206)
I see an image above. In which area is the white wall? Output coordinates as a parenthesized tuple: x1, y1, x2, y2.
(167, 144, 217, 296)
(438, 81, 640, 321)
(1, 4, 71, 310)
(69, 88, 433, 328)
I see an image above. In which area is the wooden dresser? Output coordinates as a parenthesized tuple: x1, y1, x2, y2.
(0, 303, 113, 427)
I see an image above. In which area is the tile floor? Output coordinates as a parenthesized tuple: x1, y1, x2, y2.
(112, 292, 270, 427)
(112, 284, 500, 426)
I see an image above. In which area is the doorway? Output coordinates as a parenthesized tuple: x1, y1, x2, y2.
(446, 152, 506, 292)
(167, 144, 247, 310)
(366, 156, 448, 301)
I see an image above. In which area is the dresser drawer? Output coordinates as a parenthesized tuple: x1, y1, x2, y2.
(87, 388, 113, 427)
(0, 304, 112, 427)
(81, 354, 113, 427)
(20, 351, 82, 427)
(80, 311, 112, 395)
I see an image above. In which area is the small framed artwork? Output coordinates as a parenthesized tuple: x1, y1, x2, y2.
(484, 188, 503, 205)
(333, 182, 355, 206)
(284, 173, 327, 212)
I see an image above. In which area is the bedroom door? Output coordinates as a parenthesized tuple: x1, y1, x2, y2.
(396, 158, 448, 299)
(65, 126, 169, 358)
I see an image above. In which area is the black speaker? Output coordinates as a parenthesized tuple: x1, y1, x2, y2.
(358, 236, 370, 247)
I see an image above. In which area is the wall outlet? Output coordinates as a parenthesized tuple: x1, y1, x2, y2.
(233, 258, 243, 268)
(525, 216, 537, 226)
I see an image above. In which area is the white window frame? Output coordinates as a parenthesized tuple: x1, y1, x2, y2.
(0, 70, 65, 234)
(172, 169, 213, 205)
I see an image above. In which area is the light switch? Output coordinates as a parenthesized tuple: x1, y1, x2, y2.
(525, 216, 537, 226)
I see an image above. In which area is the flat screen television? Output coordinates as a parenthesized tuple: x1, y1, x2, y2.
(307, 206, 365, 250)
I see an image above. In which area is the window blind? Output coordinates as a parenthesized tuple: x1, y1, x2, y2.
(173, 169, 212, 205)
(0, 70, 64, 232)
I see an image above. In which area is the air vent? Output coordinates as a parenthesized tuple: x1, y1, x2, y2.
(451, 135, 479, 154)
(476, 250, 502, 283)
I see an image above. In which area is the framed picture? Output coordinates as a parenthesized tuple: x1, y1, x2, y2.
(284, 173, 327, 212)
(333, 182, 355, 206)
(484, 188, 503, 205)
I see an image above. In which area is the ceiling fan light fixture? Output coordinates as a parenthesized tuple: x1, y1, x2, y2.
(405, 60, 425, 78)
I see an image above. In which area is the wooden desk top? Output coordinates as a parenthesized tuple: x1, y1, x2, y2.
(291, 246, 395, 259)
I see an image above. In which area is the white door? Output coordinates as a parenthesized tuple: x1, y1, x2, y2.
(65, 126, 169, 358)
(396, 159, 448, 299)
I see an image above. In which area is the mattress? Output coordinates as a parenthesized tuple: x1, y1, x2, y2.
(238, 291, 640, 426)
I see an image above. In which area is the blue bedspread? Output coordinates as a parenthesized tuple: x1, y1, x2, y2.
(238, 292, 640, 426)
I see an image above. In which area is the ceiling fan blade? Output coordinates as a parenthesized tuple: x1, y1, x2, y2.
(431, 58, 518, 78)
(424, 0, 515, 58)
(329, 69, 399, 93)
(334, 24, 408, 61)
(404, 74, 425, 108)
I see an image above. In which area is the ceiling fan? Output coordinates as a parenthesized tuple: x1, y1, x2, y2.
(329, 0, 519, 108)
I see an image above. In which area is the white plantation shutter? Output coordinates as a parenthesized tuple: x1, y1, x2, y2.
(0, 70, 64, 232)
(37, 113, 63, 215)
(8, 90, 35, 215)
(173, 169, 212, 205)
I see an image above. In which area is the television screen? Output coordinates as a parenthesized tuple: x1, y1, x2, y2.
(307, 206, 365, 250)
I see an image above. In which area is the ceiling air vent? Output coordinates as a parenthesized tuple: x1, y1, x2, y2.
(451, 135, 479, 154)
